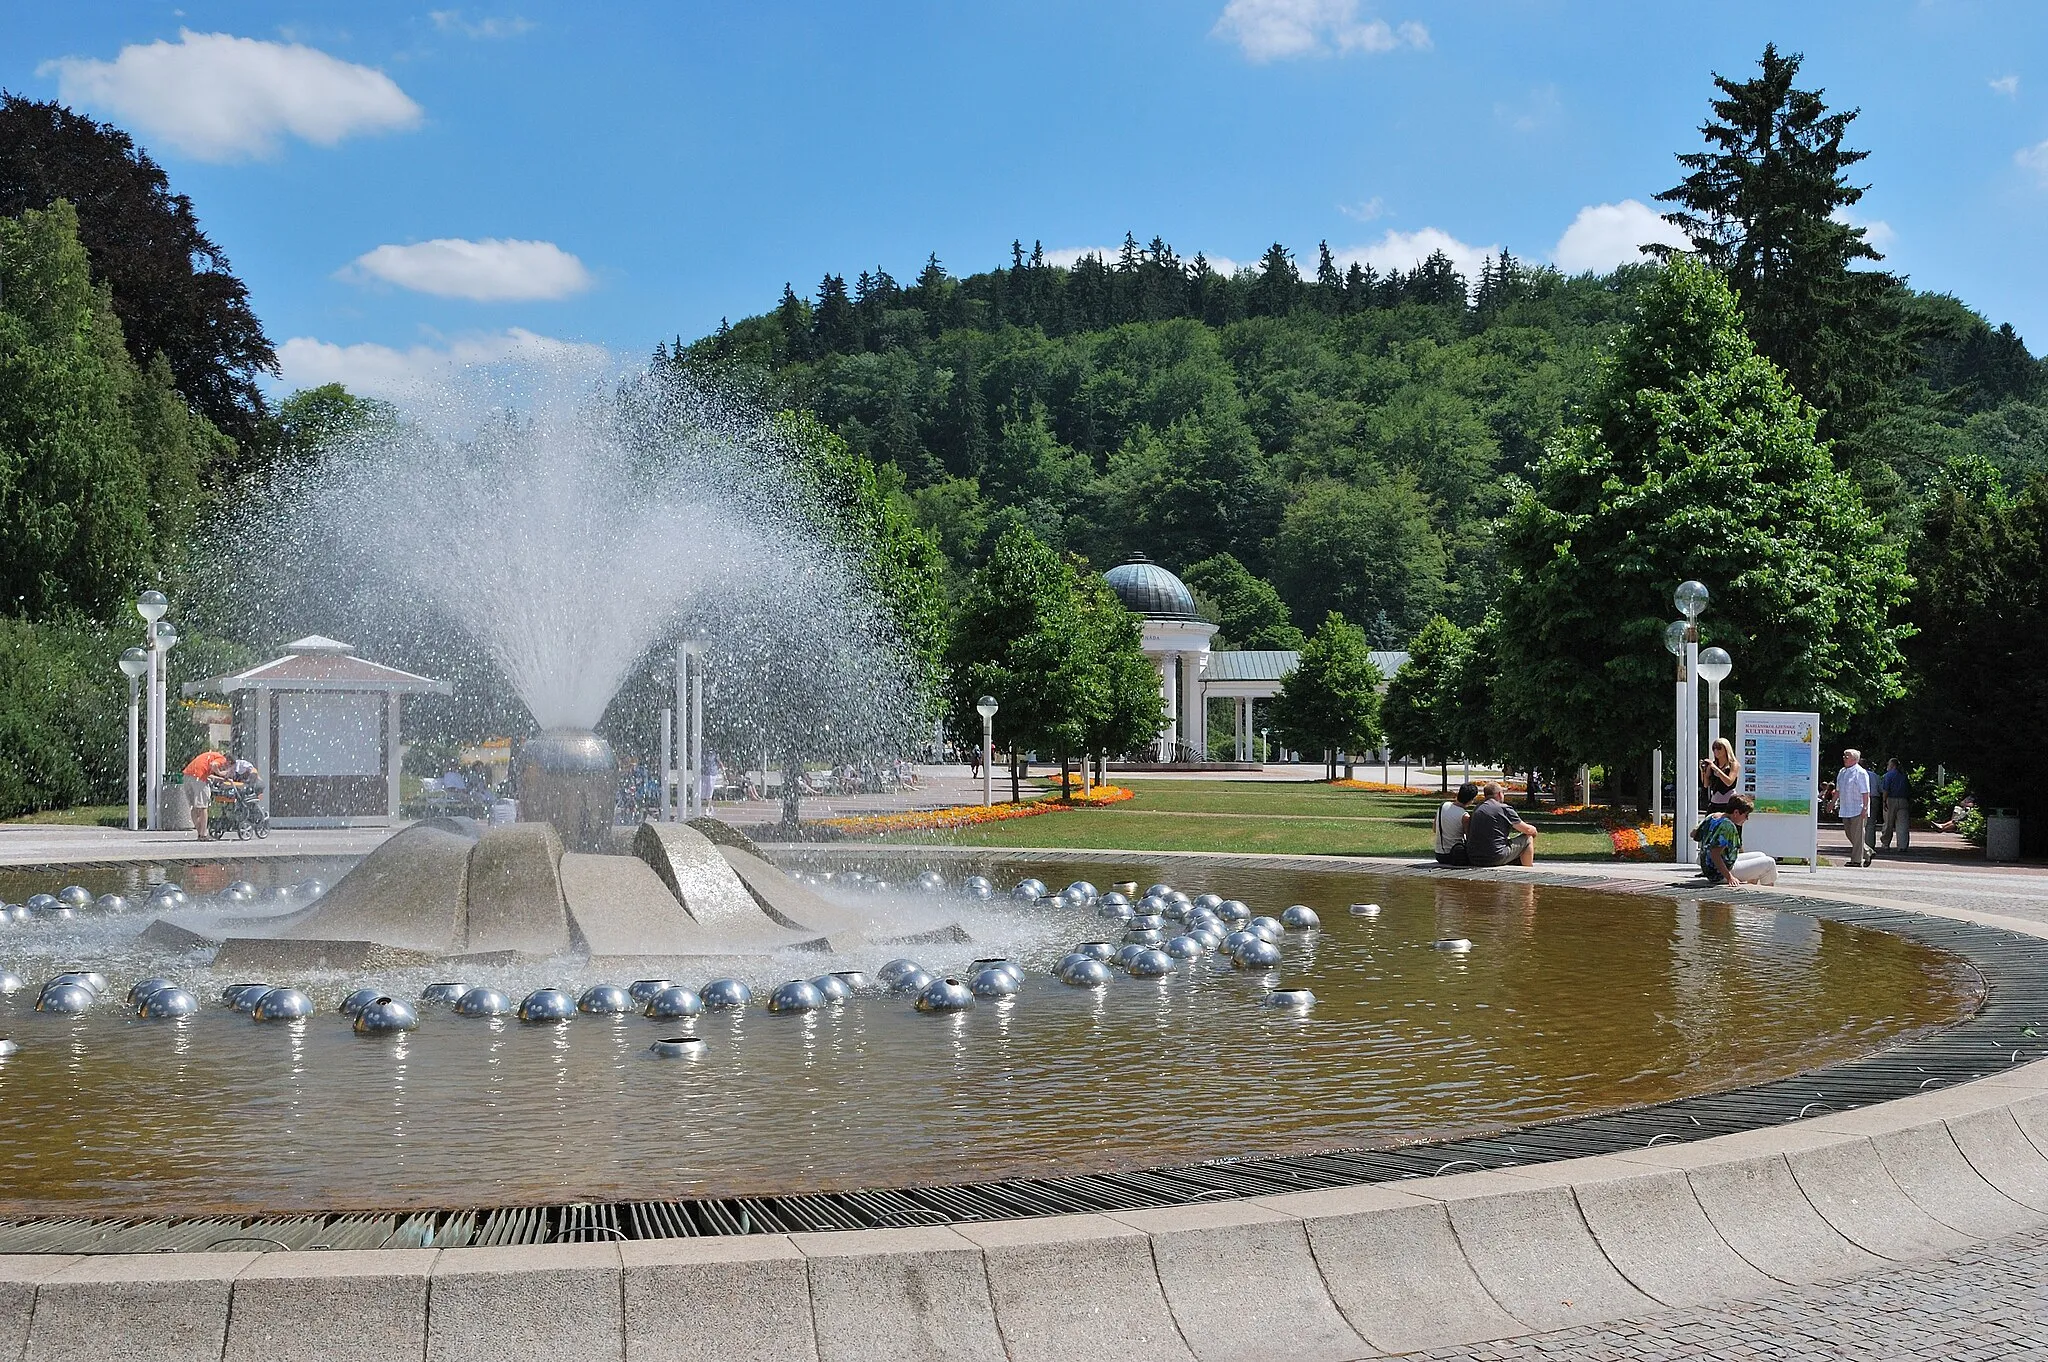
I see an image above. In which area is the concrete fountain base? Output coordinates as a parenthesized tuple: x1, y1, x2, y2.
(152, 819, 960, 971)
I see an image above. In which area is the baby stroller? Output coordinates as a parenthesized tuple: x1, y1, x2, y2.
(208, 777, 271, 840)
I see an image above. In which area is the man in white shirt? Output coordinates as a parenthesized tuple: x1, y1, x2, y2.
(1836, 748, 1873, 867)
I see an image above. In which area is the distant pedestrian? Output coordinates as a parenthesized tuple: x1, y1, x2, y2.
(1836, 748, 1873, 867)
(1879, 757, 1911, 852)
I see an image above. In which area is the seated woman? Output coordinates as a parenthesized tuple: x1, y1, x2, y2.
(1434, 781, 1479, 866)
(1699, 793, 1777, 887)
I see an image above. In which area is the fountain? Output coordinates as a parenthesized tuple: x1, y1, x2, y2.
(514, 727, 617, 851)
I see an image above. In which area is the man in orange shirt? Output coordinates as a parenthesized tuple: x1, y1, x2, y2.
(181, 749, 230, 841)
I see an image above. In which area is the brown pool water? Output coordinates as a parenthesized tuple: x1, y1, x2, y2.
(0, 857, 1980, 1217)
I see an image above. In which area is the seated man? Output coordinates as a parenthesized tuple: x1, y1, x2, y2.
(1434, 781, 1480, 866)
(1464, 782, 1537, 868)
(1699, 793, 1777, 887)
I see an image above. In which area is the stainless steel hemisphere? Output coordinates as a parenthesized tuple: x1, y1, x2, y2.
(1191, 925, 1225, 950)
(1247, 916, 1285, 943)
(354, 997, 420, 1033)
(1143, 883, 1174, 900)
(454, 987, 513, 1017)
(1064, 880, 1099, 904)
(914, 977, 976, 1012)
(1058, 958, 1114, 988)
(56, 885, 92, 908)
(0, 1039, 16, 1056)
(146, 885, 191, 910)
(1217, 900, 1251, 923)
(970, 959, 1024, 986)
(1075, 941, 1118, 962)
(1126, 948, 1174, 977)
(517, 989, 577, 1022)
(52, 971, 108, 996)
(0, 971, 24, 995)
(916, 869, 947, 893)
(419, 982, 471, 1008)
(34, 982, 95, 1013)
(1099, 902, 1135, 924)
(628, 978, 674, 1004)
(1166, 890, 1193, 911)
(1164, 934, 1206, 959)
(140, 988, 199, 1019)
(700, 978, 752, 1010)
(1137, 894, 1170, 916)
(1280, 905, 1321, 930)
(1221, 929, 1261, 955)
(876, 959, 925, 988)
(226, 983, 273, 1013)
(885, 967, 933, 996)
(1114, 942, 1146, 967)
(649, 1036, 706, 1058)
(644, 986, 703, 1019)
(1231, 938, 1284, 969)
(578, 984, 634, 1014)
(295, 879, 328, 899)
(1099, 890, 1131, 911)
(1158, 899, 1186, 922)
(25, 893, 57, 915)
(224, 881, 257, 901)
(962, 875, 995, 901)
(830, 970, 874, 993)
(767, 979, 826, 1014)
(1263, 989, 1317, 1009)
(93, 894, 131, 914)
(1131, 913, 1166, 932)
(339, 987, 382, 1018)
(808, 974, 852, 1003)
(1122, 927, 1163, 947)
(1430, 938, 1473, 953)
(1012, 877, 1048, 901)
(252, 988, 314, 1021)
(1193, 892, 1223, 911)
(1350, 902, 1381, 917)
(969, 967, 1020, 998)
(1053, 952, 1094, 979)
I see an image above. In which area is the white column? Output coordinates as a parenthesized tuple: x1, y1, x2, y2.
(659, 708, 673, 821)
(1652, 748, 1664, 824)
(1158, 653, 1178, 760)
(673, 646, 688, 821)
(690, 664, 704, 813)
(254, 688, 271, 817)
(1181, 654, 1204, 761)
(144, 624, 161, 830)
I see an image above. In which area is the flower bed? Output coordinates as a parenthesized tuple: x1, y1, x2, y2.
(816, 785, 1133, 837)
(1548, 805, 1675, 860)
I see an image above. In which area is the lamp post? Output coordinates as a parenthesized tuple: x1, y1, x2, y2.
(135, 591, 167, 829)
(1673, 580, 1710, 864)
(976, 696, 998, 807)
(1697, 647, 1733, 753)
(1261, 727, 1269, 766)
(154, 619, 179, 827)
(118, 648, 148, 830)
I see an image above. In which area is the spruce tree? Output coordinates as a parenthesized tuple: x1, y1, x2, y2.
(1268, 612, 1384, 779)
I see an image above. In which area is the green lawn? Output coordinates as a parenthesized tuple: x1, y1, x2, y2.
(880, 779, 1620, 860)
(2, 804, 129, 827)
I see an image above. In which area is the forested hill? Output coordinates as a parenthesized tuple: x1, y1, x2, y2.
(668, 237, 2048, 648)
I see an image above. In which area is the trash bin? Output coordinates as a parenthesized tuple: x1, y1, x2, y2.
(160, 778, 193, 831)
(1986, 811, 2022, 863)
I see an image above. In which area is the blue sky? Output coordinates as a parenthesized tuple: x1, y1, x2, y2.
(5, 1, 2047, 397)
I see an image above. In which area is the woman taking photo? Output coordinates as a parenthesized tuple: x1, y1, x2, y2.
(1701, 737, 1741, 813)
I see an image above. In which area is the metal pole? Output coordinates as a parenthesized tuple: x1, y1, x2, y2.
(981, 715, 993, 807)
(658, 708, 673, 822)
(127, 676, 140, 831)
(1651, 747, 1663, 826)
(690, 663, 703, 817)
(673, 645, 687, 821)
(1706, 681, 1722, 753)
(1682, 634, 1700, 863)
(1672, 670, 1686, 864)
(145, 621, 160, 830)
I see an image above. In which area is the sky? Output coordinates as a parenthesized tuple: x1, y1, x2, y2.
(4, 1, 2047, 398)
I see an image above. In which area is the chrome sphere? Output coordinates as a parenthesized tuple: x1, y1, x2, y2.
(1126, 948, 1174, 977)
(225, 983, 272, 1013)
(962, 875, 995, 901)
(1100, 890, 1131, 911)
(971, 959, 1024, 986)
(53, 971, 108, 996)
(127, 977, 176, 1007)
(339, 987, 382, 1018)
(1164, 934, 1205, 960)
(1431, 938, 1474, 953)
(1122, 927, 1163, 947)
(1012, 877, 1047, 901)
(1143, 883, 1174, 900)
(146, 884, 191, 910)
(35, 982, 94, 1013)
(0, 971, 23, 995)
(1137, 894, 1169, 916)
(915, 977, 976, 1012)
(700, 978, 752, 1010)
(1349, 902, 1381, 918)
(1232, 938, 1284, 970)
(1264, 989, 1317, 1009)
(809, 973, 852, 1003)
(25, 894, 57, 915)
(419, 981, 470, 1008)
(141, 987, 199, 1019)
(1114, 942, 1146, 967)
(628, 978, 674, 1004)
(1099, 902, 1136, 924)
(252, 988, 314, 1021)
(1166, 889, 1193, 909)
(1053, 951, 1094, 979)
(876, 959, 925, 989)
(1132, 914, 1166, 933)
(831, 970, 874, 993)
(886, 967, 933, 996)
(56, 886, 92, 908)
(1193, 892, 1223, 911)
(1059, 958, 1114, 988)
(1064, 880, 1099, 904)
(1281, 905, 1321, 930)
(578, 984, 634, 1015)
(223, 880, 257, 902)
(1218, 900, 1251, 924)
(1159, 900, 1186, 922)
(767, 979, 825, 1014)
(1192, 925, 1225, 950)
(454, 987, 513, 1017)
(2, 904, 25, 923)
(94, 894, 132, 914)
(355, 997, 420, 1033)
(649, 1036, 706, 1058)
(296, 879, 328, 899)
(1248, 916, 1285, 943)
(517, 989, 577, 1022)
(916, 869, 947, 894)
(969, 967, 1020, 998)
(644, 986, 703, 1020)
(1222, 929, 1260, 955)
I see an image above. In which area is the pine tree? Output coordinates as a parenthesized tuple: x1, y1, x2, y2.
(1249, 243, 1299, 318)
(812, 273, 860, 353)
(775, 284, 813, 362)
(1313, 241, 1342, 314)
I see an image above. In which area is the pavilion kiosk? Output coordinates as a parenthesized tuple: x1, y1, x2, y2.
(183, 635, 451, 827)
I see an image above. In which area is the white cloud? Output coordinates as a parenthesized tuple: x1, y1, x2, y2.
(430, 11, 535, 39)
(1212, 0, 1428, 63)
(1552, 200, 1690, 274)
(1339, 196, 1387, 223)
(1991, 74, 2020, 97)
(275, 329, 610, 399)
(1833, 208, 1896, 254)
(2018, 140, 2048, 185)
(345, 238, 592, 301)
(40, 30, 420, 162)
(1332, 227, 1497, 286)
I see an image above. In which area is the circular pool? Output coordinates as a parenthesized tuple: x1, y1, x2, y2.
(0, 855, 1979, 1219)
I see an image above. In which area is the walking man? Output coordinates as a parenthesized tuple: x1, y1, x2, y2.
(1880, 757, 1911, 853)
(1837, 748, 1873, 867)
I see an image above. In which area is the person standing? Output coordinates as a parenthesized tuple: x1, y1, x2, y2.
(1836, 748, 1873, 867)
(1700, 737, 1741, 811)
(180, 749, 230, 841)
(1879, 757, 1911, 853)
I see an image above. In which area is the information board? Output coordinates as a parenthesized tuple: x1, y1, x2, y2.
(1735, 710, 1820, 868)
